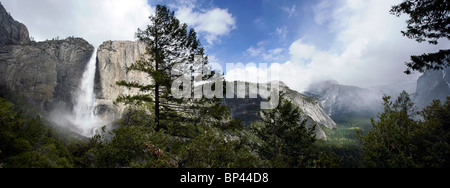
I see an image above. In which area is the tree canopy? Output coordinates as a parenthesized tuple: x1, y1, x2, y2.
(359, 91, 450, 168)
(390, 0, 450, 74)
(251, 93, 340, 168)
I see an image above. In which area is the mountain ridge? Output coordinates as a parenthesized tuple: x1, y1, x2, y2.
(304, 80, 383, 118)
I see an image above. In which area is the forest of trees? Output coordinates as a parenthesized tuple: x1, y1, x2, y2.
(0, 2, 449, 168)
(358, 92, 450, 168)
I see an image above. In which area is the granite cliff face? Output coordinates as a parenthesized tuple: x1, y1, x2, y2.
(0, 2, 30, 45)
(415, 67, 450, 109)
(280, 82, 337, 130)
(0, 39, 94, 111)
(224, 81, 336, 140)
(94, 40, 152, 120)
(0, 3, 94, 112)
(281, 82, 336, 139)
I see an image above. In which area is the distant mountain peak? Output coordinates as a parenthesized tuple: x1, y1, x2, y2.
(305, 80, 383, 118)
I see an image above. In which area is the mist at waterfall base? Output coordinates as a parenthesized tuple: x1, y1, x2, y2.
(49, 49, 106, 137)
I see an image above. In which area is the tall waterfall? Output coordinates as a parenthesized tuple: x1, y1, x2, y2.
(70, 48, 103, 137)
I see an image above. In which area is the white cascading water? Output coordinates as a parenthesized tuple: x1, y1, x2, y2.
(443, 70, 450, 89)
(70, 48, 102, 137)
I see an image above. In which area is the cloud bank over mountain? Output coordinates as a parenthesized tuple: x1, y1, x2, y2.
(225, 0, 447, 92)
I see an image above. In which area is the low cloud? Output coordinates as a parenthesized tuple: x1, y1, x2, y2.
(227, 0, 447, 93)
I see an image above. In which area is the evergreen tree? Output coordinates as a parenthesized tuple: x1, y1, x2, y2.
(115, 5, 225, 133)
(359, 91, 450, 168)
(390, 0, 450, 74)
(251, 93, 317, 168)
(0, 97, 73, 168)
(178, 126, 261, 168)
(414, 97, 450, 167)
(358, 92, 418, 168)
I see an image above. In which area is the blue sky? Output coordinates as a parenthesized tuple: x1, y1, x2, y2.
(151, 0, 446, 92)
(151, 0, 335, 66)
(3, 0, 448, 92)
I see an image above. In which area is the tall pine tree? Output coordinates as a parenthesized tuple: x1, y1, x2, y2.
(115, 5, 227, 134)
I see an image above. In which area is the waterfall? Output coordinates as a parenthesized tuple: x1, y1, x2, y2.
(443, 70, 450, 89)
(70, 48, 103, 137)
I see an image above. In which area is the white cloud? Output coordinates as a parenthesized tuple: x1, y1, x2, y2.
(276, 26, 288, 41)
(173, 0, 236, 46)
(263, 48, 284, 61)
(244, 41, 266, 57)
(2, 0, 154, 47)
(313, 0, 335, 25)
(281, 4, 296, 18)
(245, 41, 284, 61)
(289, 40, 317, 61)
(227, 0, 448, 93)
(245, 46, 265, 57)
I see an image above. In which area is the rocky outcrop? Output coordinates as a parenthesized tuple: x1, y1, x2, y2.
(94, 40, 151, 120)
(280, 82, 336, 139)
(0, 3, 94, 112)
(414, 67, 450, 109)
(0, 38, 94, 111)
(0, 2, 30, 45)
(224, 81, 336, 140)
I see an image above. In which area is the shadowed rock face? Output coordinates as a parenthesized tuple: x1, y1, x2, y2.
(224, 81, 336, 140)
(0, 3, 94, 112)
(0, 39, 94, 111)
(0, 2, 30, 46)
(415, 67, 450, 109)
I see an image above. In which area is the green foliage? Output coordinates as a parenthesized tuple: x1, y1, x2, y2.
(0, 85, 43, 119)
(316, 116, 372, 168)
(178, 127, 261, 168)
(0, 97, 74, 168)
(390, 0, 450, 74)
(115, 5, 226, 132)
(87, 104, 260, 168)
(359, 91, 450, 168)
(390, 0, 449, 45)
(358, 92, 419, 168)
(250, 93, 340, 168)
(405, 49, 450, 75)
(89, 126, 176, 168)
(414, 98, 450, 167)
